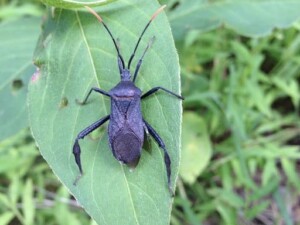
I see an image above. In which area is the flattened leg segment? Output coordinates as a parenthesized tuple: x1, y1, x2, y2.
(143, 119, 174, 196)
(72, 115, 110, 185)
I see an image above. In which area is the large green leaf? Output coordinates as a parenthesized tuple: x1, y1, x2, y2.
(169, 0, 300, 40)
(28, 1, 181, 225)
(41, 0, 117, 9)
(0, 18, 40, 141)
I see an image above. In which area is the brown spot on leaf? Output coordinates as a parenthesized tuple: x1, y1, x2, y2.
(59, 97, 69, 109)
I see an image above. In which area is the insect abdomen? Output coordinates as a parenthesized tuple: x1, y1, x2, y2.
(112, 130, 142, 164)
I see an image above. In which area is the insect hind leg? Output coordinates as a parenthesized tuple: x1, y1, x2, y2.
(143, 119, 174, 196)
(72, 115, 110, 185)
(143, 122, 152, 154)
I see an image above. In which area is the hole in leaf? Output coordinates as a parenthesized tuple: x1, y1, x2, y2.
(170, 1, 180, 10)
(12, 79, 23, 92)
(59, 97, 68, 108)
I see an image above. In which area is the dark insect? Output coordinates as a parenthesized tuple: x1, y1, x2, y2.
(72, 5, 183, 195)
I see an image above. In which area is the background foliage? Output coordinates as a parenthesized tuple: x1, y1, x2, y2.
(1, 0, 300, 224)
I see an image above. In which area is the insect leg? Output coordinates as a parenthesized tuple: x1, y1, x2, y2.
(76, 87, 110, 105)
(143, 122, 152, 153)
(142, 87, 184, 100)
(143, 119, 174, 196)
(73, 115, 110, 185)
(132, 36, 155, 83)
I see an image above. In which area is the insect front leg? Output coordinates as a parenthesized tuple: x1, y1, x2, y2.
(76, 87, 110, 105)
(73, 115, 110, 185)
(142, 86, 184, 100)
(143, 119, 174, 196)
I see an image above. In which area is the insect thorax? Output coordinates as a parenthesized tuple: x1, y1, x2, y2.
(109, 81, 142, 98)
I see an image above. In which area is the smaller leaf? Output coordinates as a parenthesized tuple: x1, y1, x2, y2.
(180, 112, 212, 184)
(216, 202, 236, 225)
(219, 191, 244, 209)
(245, 200, 270, 220)
(261, 159, 277, 186)
(273, 188, 293, 225)
(9, 177, 20, 206)
(281, 158, 300, 190)
(248, 178, 279, 202)
(0, 193, 10, 207)
(0, 212, 14, 225)
(41, 0, 117, 9)
(0, 17, 40, 141)
(169, 1, 300, 40)
(22, 179, 35, 225)
(272, 77, 300, 108)
(0, 3, 43, 20)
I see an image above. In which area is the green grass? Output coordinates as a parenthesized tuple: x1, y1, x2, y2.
(173, 26, 300, 225)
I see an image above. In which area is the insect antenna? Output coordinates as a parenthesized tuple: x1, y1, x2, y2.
(132, 36, 155, 83)
(127, 5, 166, 70)
(85, 6, 125, 70)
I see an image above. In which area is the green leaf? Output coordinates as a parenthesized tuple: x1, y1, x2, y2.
(0, 212, 14, 225)
(0, 18, 40, 141)
(54, 187, 82, 225)
(0, 193, 10, 207)
(216, 202, 236, 225)
(273, 188, 293, 225)
(0, 3, 43, 20)
(41, 0, 117, 9)
(272, 77, 300, 108)
(245, 200, 270, 220)
(28, 2, 181, 225)
(281, 158, 300, 190)
(169, 0, 300, 40)
(208, 188, 244, 208)
(0, 129, 37, 175)
(180, 112, 212, 184)
(248, 178, 279, 203)
(22, 179, 35, 225)
(9, 176, 20, 206)
(261, 159, 277, 186)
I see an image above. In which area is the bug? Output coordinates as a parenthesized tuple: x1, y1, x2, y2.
(72, 5, 183, 195)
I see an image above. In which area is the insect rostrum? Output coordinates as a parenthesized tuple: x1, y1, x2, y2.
(72, 5, 183, 196)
